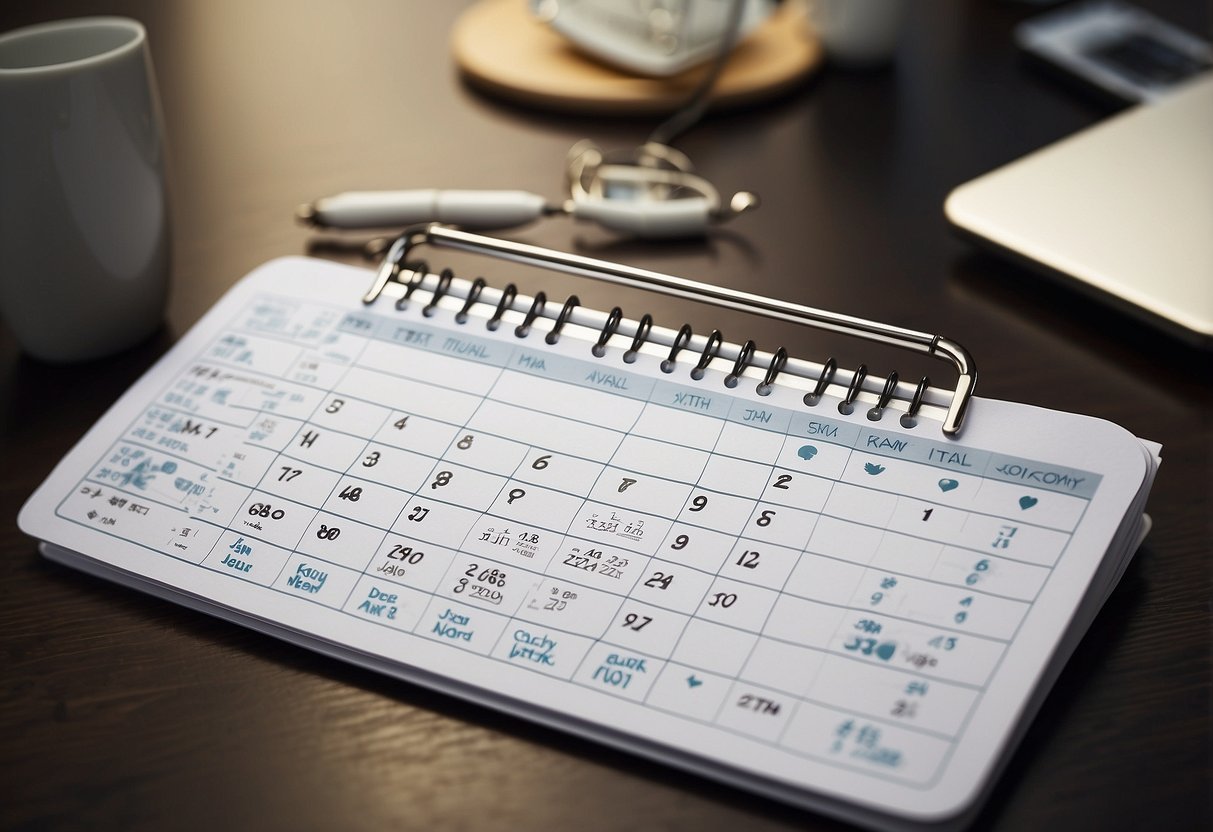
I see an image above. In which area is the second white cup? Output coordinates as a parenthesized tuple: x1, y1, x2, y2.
(0, 16, 171, 363)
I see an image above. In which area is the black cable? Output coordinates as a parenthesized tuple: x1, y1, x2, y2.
(647, 0, 748, 147)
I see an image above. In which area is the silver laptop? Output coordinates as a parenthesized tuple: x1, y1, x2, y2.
(945, 74, 1213, 348)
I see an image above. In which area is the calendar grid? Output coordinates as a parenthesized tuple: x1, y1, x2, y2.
(51, 287, 1104, 790)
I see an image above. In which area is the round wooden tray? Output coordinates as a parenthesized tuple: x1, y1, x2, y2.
(452, 0, 823, 115)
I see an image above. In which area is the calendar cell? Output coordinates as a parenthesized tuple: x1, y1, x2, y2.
(439, 552, 535, 615)
(717, 420, 783, 466)
(511, 447, 605, 496)
(514, 580, 623, 638)
(417, 599, 511, 655)
(259, 459, 342, 507)
(205, 331, 298, 376)
(215, 444, 277, 488)
(493, 624, 594, 678)
(806, 515, 884, 567)
(886, 496, 969, 543)
(776, 433, 849, 480)
(572, 502, 671, 556)
(346, 442, 434, 495)
(462, 518, 562, 570)
(231, 377, 321, 421)
(604, 601, 689, 657)
(610, 434, 710, 482)
(676, 489, 754, 535)
(493, 370, 645, 432)
(284, 424, 366, 472)
(487, 480, 586, 533)
(742, 502, 819, 550)
(955, 515, 1070, 567)
(233, 491, 317, 550)
(308, 388, 393, 437)
(416, 462, 507, 513)
(697, 454, 771, 497)
(930, 546, 1050, 601)
(759, 467, 833, 513)
(695, 577, 779, 632)
(656, 522, 736, 573)
(284, 354, 349, 389)
(273, 553, 361, 607)
(629, 561, 715, 614)
(438, 428, 528, 476)
(631, 402, 724, 449)
(390, 499, 483, 548)
(780, 702, 950, 784)
(321, 476, 408, 529)
(782, 552, 868, 608)
(125, 405, 244, 470)
(807, 655, 978, 737)
(372, 411, 461, 457)
(88, 442, 209, 511)
(828, 609, 1005, 687)
(646, 662, 733, 722)
(762, 594, 849, 650)
(296, 512, 383, 572)
(738, 638, 828, 697)
(203, 531, 292, 585)
(575, 643, 664, 701)
(241, 414, 304, 452)
(340, 365, 481, 424)
(364, 535, 456, 593)
(972, 477, 1089, 532)
(719, 539, 800, 589)
(824, 482, 897, 528)
(344, 576, 430, 631)
(468, 399, 625, 461)
(717, 682, 795, 742)
(868, 532, 944, 581)
(854, 573, 1029, 641)
(548, 536, 648, 593)
(357, 337, 503, 395)
(670, 618, 758, 677)
(588, 466, 692, 518)
(189, 477, 253, 528)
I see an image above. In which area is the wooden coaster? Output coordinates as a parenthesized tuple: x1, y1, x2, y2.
(451, 0, 823, 115)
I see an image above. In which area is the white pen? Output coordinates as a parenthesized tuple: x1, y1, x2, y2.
(297, 189, 557, 231)
(297, 187, 758, 237)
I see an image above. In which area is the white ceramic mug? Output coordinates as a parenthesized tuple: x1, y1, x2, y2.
(0, 17, 170, 363)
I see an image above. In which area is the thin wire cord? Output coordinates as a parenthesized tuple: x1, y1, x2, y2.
(646, 0, 748, 147)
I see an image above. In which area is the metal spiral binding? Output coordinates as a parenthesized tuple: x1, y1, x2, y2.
(592, 307, 623, 358)
(691, 330, 723, 381)
(623, 314, 653, 364)
(546, 295, 579, 345)
(363, 224, 978, 435)
(662, 324, 694, 374)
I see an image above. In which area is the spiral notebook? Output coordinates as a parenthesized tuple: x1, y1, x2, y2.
(19, 227, 1159, 831)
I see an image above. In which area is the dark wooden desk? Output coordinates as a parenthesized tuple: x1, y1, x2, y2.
(2, 2, 1209, 829)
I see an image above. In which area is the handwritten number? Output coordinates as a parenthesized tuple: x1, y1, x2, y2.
(736, 550, 759, 569)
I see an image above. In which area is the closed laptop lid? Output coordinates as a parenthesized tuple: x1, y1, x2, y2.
(945, 74, 1213, 347)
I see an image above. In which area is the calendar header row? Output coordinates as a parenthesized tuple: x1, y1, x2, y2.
(333, 307, 1100, 499)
